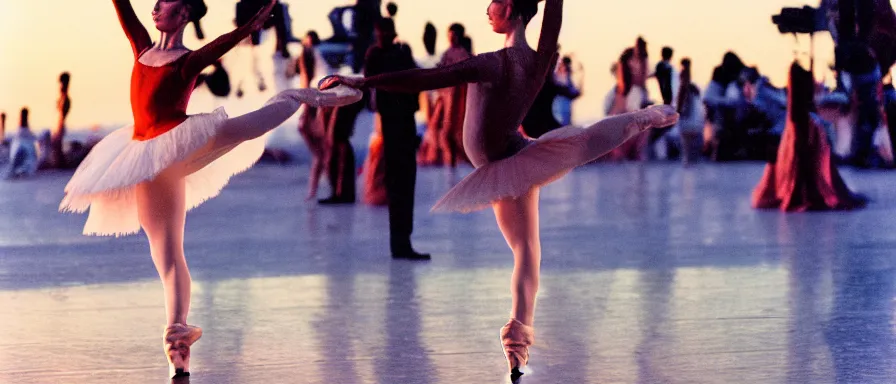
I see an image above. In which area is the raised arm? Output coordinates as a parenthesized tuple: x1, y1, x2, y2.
(535, 0, 564, 77)
(113, 0, 152, 58)
(182, 0, 276, 76)
(321, 52, 503, 94)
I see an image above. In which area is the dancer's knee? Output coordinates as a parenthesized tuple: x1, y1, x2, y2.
(512, 268, 540, 295)
(509, 239, 541, 260)
(146, 230, 184, 256)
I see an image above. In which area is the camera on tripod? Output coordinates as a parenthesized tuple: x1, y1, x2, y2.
(772, 6, 825, 34)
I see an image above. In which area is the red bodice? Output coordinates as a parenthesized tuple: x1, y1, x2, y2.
(112, 0, 255, 141)
(130, 57, 198, 140)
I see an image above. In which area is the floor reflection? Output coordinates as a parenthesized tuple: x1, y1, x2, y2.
(2, 164, 896, 383)
(375, 262, 435, 384)
(825, 249, 896, 384)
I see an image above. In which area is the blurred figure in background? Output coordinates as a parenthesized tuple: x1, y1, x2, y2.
(752, 62, 866, 211)
(319, 101, 364, 204)
(289, 31, 332, 200)
(605, 48, 649, 160)
(704, 52, 747, 160)
(740, 66, 787, 161)
(552, 55, 583, 126)
(654, 47, 675, 106)
(195, 60, 232, 106)
(51, 72, 72, 169)
(420, 23, 472, 166)
(0, 113, 7, 165)
(676, 58, 706, 166)
(351, 0, 383, 73)
(648, 47, 675, 157)
(6, 108, 39, 179)
(416, 22, 440, 132)
(522, 54, 581, 139)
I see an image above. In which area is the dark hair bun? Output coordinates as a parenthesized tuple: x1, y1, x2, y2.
(513, 0, 539, 24)
(184, 0, 208, 22)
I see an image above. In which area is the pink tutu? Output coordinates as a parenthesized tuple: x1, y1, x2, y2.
(432, 106, 678, 213)
(432, 126, 588, 213)
(60, 86, 362, 236)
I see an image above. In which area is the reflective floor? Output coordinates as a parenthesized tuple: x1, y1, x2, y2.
(1, 163, 895, 384)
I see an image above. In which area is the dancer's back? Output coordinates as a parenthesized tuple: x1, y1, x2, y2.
(463, 47, 545, 167)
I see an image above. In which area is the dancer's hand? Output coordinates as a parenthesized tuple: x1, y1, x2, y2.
(319, 75, 364, 91)
(248, 0, 278, 32)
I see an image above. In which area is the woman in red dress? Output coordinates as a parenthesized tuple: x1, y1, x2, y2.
(363, 114, 389, 206)
(58, 0, 360, 377)
(752, 62, 866, 211)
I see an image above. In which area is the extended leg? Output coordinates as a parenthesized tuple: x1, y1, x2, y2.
(578, 105, 679, 160)
(177, 90, 315, 176)
(215, 90, 309, 147)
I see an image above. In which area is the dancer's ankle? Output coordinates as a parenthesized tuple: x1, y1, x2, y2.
(509, 316, 534, 327)
(168, 318, 188, 327)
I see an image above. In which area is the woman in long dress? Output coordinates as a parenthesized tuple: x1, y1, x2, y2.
(752, 62, 866, 211)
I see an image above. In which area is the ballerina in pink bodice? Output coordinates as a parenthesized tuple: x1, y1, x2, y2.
(322, 0, 677, 379)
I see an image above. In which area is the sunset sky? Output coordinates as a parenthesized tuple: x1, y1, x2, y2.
(0, 0, 892, 132)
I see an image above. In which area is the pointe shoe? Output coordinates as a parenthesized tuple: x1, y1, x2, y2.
(500, 319, 535, 379)
(163, 324, 202, 378)
(274, 87, 362, 109)
(312, 86, 363, 107)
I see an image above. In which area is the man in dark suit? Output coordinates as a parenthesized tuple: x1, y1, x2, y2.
(654, 47, 675, 106)
(648, 46, 675, 156)
(352, 0, 383, 73)
(364, 18, 430, 260)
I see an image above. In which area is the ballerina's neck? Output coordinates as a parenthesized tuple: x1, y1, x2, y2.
(138, 47, 190, 67)
(157, 27, 187, 50)
(504, 25, 530, 50)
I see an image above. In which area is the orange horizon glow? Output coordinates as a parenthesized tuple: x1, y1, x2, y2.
(0, 0, 892, 132)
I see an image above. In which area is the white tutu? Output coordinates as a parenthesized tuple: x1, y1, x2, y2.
(58, 108, 265, 236)
(60, 86, 362, 236)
